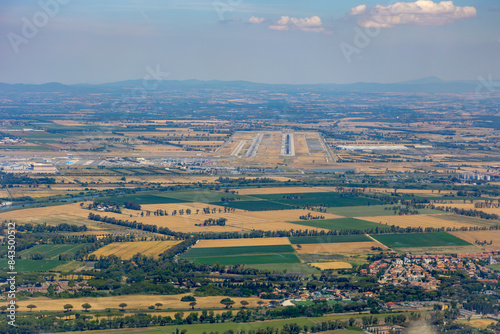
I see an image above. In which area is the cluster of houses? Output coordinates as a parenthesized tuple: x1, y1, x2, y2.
(364, 253, 500, 291)
(0, 137, 24, 145)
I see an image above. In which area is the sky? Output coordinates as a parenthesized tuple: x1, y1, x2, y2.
(0, 0, 499, 84)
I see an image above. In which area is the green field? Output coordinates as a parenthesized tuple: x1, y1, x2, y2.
(289, 218, 389, 232)
(371, 232, 471, 248)
(192, 253, 301, 265)
(57, 318, 365, 334)
(110, 194, 185, 205)
(19, 243, 90, 260)
(0, 260, 66, 272)
(5, 145, 54, 151)
(289, 235, 372, 244)
(211, 200, 293, 211)
(253, 192, 382, 207)
(165, 190, 257, 203)
(181, 245, 296, 258)
(245, 263, 321, 274)
(325, 205, 440, 217)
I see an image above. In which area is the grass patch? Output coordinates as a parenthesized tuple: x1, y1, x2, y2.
(211, 200, 293, 211)
(192, 253, 301, 265)
(245, 263, 321, 274)
(19, 244, 90, 260)
(5, 145, 54, 151)
(289, 218, 389, 232)
(371, 232, 471, 248)
(0, 260, 66, 272)
(181, 245, 296, 258)
(289, 235, 372, 244)
(253, 192, 382, 207)
(326, 205, 440, 217)
(109, 194, 185, 205)
(164, 190, 257, 203)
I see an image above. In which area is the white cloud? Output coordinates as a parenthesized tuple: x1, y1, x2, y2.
(349, 5, 367, 16)
(268, 15, 325, 33)
(349, 1, 476, 28)
(248, 16, 266, 24)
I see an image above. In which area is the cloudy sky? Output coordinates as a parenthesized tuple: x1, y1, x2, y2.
(0, 0, 498, 84)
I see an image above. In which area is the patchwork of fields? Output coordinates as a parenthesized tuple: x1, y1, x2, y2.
(3, 186, 497, 275)
(91, 241, 181, 260)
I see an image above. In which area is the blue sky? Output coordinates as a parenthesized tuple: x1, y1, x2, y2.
(0, 0, 498, 84)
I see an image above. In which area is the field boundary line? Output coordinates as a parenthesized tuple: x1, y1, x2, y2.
(365, 233, 388, 249)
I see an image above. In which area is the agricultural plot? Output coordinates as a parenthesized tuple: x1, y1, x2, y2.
(253, 192, 382, 207)
(91, 241, 181, 260)
(109, 194, 185, 205)
(9, 294, 262, 312)
(234, 187, 329, 195)
(289, 218, 389, 232)
(0, 260, 65, 272)
(192, 253, 301, 265)
(309, 262, 353, 270)
(360, 214, 481, 229)
(211, 200, 294, 211)
(19, 244, 90, 260)
(326, 205, 440, 217)
(181, 245, 295, 258)
(289, 235, 372, 244)
(371, 232, 471, 248)
(296, 242, 386, 256)
(450, 230, 500, 251)
(194, 237, 291, 248)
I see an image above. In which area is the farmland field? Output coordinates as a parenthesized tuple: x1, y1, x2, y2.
(7, 294, 262, 312)
(108, 194, 186, 205)
(253, 192, 382, 207)
(211, 200, 293, 211)
(181, 245, 296, 258)
(192, 253, 301, 265)
(309, 262, 353, 270)
(245, 263, 321, 274)
(326, 205, 440, 217)
(19, 243, 90, 260)
(360, 214, 482, 229)
(91, 241, 181, 260)
(0, 259, 66, 272)
(193, 237, 291, 248)
(289, 235, 372, 244)
(289, 218, 389, 231)
(371, 232, 471, 248)
(450, 230, 500, 251)
(296, 242, 386, 255)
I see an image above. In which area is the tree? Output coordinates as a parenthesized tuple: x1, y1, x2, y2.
(0, 306, 7, 313)
(181, 296, 196, 302)
(155, 303, 163, 310)
(189, 301, 197, 310)
(119, 303, 127, 311)
(220, 298, 235, 309)
(82, 303, 92, 312)
(240, 300, 249, 308)
(64, 304, 73, 312)
(257, 301, 266, 308)
(27, 304, 37, 312)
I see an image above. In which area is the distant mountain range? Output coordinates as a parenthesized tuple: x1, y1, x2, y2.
(0, 77, 480, 93)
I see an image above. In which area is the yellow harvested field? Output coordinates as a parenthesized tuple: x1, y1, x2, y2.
(458, 319, 496, 329)
(0, 203, 90, 224)
(435, 203, 500, 216)
(234, 187, 330, 195)
(194, 238, 291, 248)
(309, 262, 353, 270)
(360, 214, 480, 229)
(137, 204, 335, 233)
(6, 294, 262, 312)
(451, 230, 500, 251)
(91, 241, 181, 260)
(1, 202, 335, 234)
(296, 242, 384, 255)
